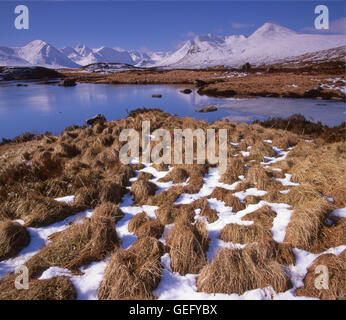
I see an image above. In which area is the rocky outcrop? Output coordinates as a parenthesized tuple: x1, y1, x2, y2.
(85, 114, 107, 126)
(0, 66, 63, 81)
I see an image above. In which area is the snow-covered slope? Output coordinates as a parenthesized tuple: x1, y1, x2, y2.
(62, 45, 135, 66)
(0, 40, 79, 68)
(154, 23, 346, 68)
(0, 23, 344, 69)
(17, 40, 80, 68)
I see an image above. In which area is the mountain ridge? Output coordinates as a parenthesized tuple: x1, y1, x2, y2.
(0, 23, 345, 69)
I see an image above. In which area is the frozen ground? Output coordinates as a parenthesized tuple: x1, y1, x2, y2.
(0, 140, 344, 300)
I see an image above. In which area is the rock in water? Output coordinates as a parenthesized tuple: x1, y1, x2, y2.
(196, 106, 218, 113)
(58, 79, 77, 87)
(86, 114, 107, 126)
(304, 86, 322, 98)
(180, 89, 192, 94)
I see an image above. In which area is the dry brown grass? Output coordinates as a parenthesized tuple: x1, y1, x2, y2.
(219, 223, 272, 244)
(0, 221, 30, 261)
(146, 186, 184, 207)
(248, 141, 277, 162)
(26, 207, 120, 276)
(98, 237, 164, 300)
(190, 198, 219, 223)
(128, 212, 151, 233)
(244, 195, 261, 205)
(155, 204, 193, 225)
(0, 194, 83, 228)
(158, 167, 189, 183)
(130, 179, 158, 204)
(136, 220, 164, 239)
(0, 276, 76, 300)
(245, 165, 281, 191)
(197, 242, 292, 295)
(220, 157, 245, 184)
(296, 250, 345, 300)
(284, 198, 334, 252)
(208, 187, 245, 212)
(241, 205, 277, 229)
(166, 219, 209, 275)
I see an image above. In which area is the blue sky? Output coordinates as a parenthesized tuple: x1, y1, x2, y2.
(0, 1, 345, 51)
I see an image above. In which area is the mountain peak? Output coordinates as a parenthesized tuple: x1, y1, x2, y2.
(250, 22, 296, 37)
(24, 40, 49, 49)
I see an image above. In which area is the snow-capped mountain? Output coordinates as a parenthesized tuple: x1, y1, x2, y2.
(0, 23, 345, 69)
(0, 40, 79, 68)
(17, 40, 79, 68)
(61, 45, 135, 66)
(153, 23, 346, 68)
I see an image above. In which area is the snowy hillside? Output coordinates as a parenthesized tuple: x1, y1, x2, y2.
(153, 23, 346, 68)
(61, 45, 134, 66)
(0, 23, 345, 69)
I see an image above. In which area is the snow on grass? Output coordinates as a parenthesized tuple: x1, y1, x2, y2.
(270, 203, 294, 242)
(0, 209, 93, 279)
(286, 245, 346, 292)
(174, 167, 239, 205)
(275, 173, 299, 186)
(154, 253, 282, 300)
(329, 207, 346, 218)
(38, 259, 110, 300)
(54, 195, 75, 204)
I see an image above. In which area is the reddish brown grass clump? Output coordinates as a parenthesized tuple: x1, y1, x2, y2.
(0, 276, 76, 300)
(197, 243, 292, 295)
(98, 237, 165, 300)
(130, 179, 158, 204)
(166, 219, 209, 275)
(219, 223, 272, 244)
(296, 250, 345, 300)
(0, 221, 30, 261)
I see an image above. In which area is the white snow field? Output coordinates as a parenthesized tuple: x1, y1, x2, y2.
(1, 139, 345, 300)
(0, 23, 345, 69)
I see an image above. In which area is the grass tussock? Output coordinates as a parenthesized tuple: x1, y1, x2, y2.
(191, 198, 219, 223)
(197, 243, 292, 295)
(26, 207, 120, 276)
(158, 167, 189, 183)
(209, 187, 245, 212)
(98, 237, 164, 300)
(296, 250, 345, 300)
(241, 205, 277, 230)
(155, 205, 195, 225)
(284, 198, 334, 252)
(245, 165, 281, 191)
(130, 179, 158, 204)
(0, 221, 30, 261)
(128, 212, 151, 233)
(248, 141, 277, 162)
(166, 219, 209, 275)
(219, 223, 272, 244)
(0, 276, 76, 300)
(220, 157, 245, 185)
(0, 194, 83, 227)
